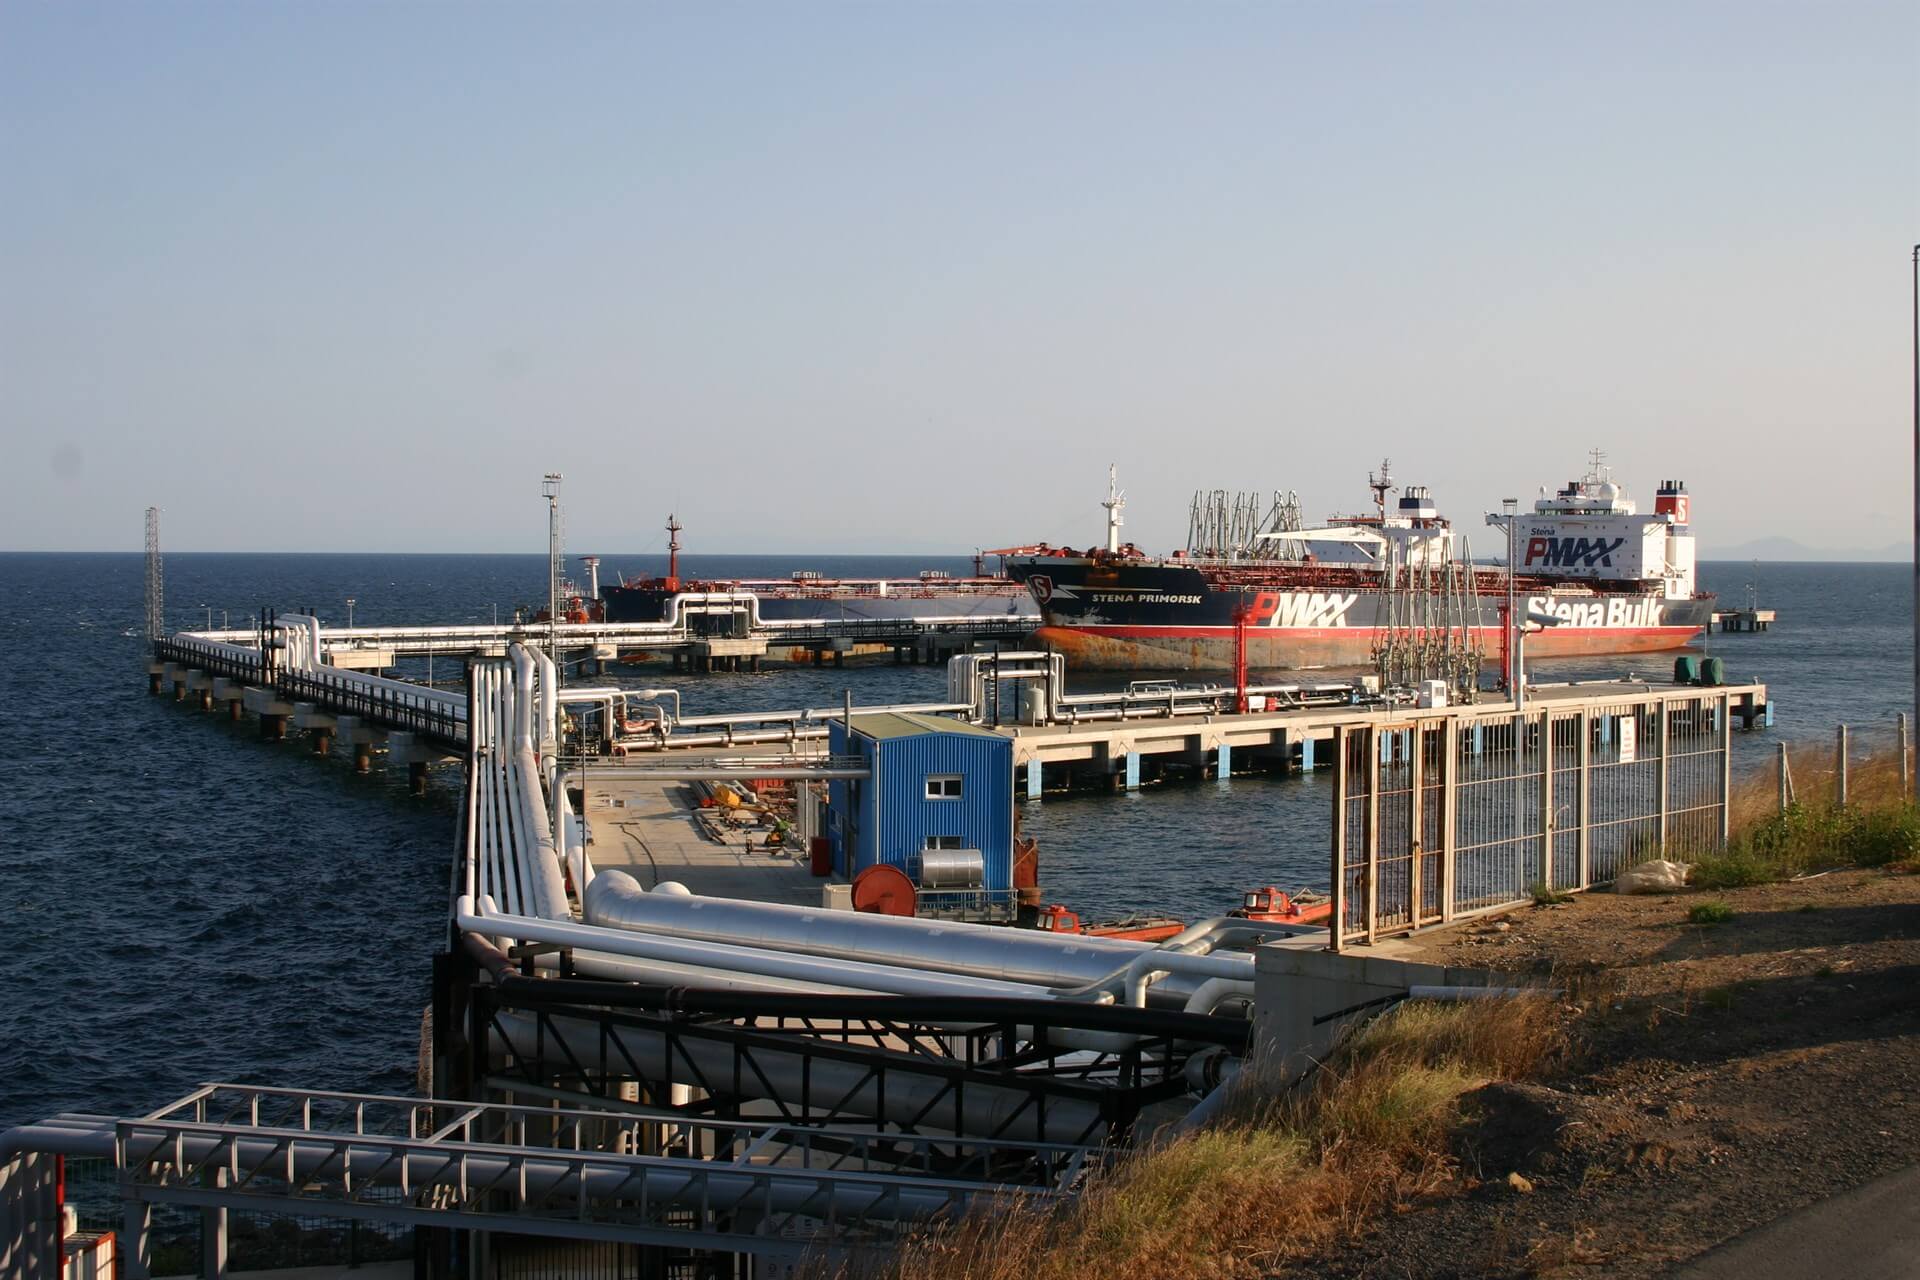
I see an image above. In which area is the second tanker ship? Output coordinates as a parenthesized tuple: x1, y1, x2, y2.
(1000, 457, 1713, 672)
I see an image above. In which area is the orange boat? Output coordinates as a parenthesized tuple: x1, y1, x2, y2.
(1032, 904, 1187, 943)
(1231, 886, 1332, 926)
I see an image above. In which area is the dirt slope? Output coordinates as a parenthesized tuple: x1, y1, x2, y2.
(1285, 868, 1920, 1279)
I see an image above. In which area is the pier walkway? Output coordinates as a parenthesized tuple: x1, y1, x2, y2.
(170, 597, 1036, 671)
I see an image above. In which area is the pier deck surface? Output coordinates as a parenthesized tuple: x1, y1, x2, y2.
(998, 681, 1767, 770)
(585, 762, 828, 908)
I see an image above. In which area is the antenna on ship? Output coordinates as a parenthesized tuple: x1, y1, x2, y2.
(665, 512, 683, 590)
(1368, 458, 1396, 520)
(1102, 464, 1126, 555)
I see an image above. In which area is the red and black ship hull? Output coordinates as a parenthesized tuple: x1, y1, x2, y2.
(1009, 558, 1711, 672)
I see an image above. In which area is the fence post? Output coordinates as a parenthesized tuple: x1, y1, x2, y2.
(1441, 716, 1459, 922)
(1538, 707, 1554, 889)
(1577, 707, 1591, 889)
(1718, 693, 1732, 847)
(1364, 726, 1381, 946)
(1777, 741, 1790, 813)
(1330, 725, 1348, 953)
(1409, 720, 1425, 925)
(1656, 699, 1670, 850)
(1836, 724, 1849, 808)
(1901, 712, 1911, 801)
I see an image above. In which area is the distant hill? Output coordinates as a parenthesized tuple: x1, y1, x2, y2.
(1710, 536, 1910, 563)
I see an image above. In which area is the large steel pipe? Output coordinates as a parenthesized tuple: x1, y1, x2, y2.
(460, 897, 1066, 1000)
(584, 870, 1154, 986)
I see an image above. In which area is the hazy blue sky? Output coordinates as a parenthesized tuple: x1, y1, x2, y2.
(2, 2, 1914, 555)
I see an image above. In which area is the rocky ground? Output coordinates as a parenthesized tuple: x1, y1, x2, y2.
(1284, 867, 1920, 1278)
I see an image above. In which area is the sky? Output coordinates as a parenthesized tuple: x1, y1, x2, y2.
(1, 2, 1914, 556)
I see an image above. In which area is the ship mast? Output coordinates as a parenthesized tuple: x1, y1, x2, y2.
(1101, 465, 1125, 554)
(665, 513, 683, 590)
(1368, 458, 1396, 521)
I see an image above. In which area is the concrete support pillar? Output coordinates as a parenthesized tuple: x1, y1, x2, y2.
(200, 1168, 228, 1280)
(173, 679, 188, 702)
(198, 689, 214, 711)
(260, 714, 286, 741)
(228, 699, 243, 722)
(409, 761, 429, 796)
(148, 669, 163, 695)
(595, 658, 608, 676)
(1216, 742, 1232, 781)
(313, 730, 333, 756)
(1026, 761, 1043, 800)
(124, 1197, 152, 1280)
(354, 742, 373, 773)
(834, 650, 844, 668)
(812, 648, 824, 667)
(749, 655, 760, 672)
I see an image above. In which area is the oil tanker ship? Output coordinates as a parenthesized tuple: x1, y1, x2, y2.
(601, 515, 1036, 625)
(1000, 457, 1712, 672)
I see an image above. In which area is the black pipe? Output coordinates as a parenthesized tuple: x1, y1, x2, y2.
(459, 935, 1249, 1049)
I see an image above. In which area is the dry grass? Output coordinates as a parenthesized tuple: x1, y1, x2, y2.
(1726, 739, 1910, 831)
(1697, 744, 1920, 889)
(821, 996, 1565, 1280)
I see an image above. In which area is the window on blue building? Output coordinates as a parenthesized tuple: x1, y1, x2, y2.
(925, 774, 963, 800)
(923, 835, 966, 850)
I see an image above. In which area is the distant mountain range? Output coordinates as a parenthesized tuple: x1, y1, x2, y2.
(1710, 537, 1910, 563)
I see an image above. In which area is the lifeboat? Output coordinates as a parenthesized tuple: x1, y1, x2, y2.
(1231, 886, 1332, 925)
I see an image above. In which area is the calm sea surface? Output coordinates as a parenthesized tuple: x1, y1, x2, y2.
(0, 552, 1908, 1126)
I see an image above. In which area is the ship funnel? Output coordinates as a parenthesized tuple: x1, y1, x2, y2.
(1654, 480, 1690, 525)
(1396, 486, 1439, 520)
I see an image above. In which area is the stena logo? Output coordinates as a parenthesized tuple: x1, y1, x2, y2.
(1248, 591, 1359, 629)
(1524, 536, 1627, 569)
(1027, 575, 1054, 604)
(1526, 596, 1667, 628)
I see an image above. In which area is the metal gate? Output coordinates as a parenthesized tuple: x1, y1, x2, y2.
(1333, 691, 1733, 948)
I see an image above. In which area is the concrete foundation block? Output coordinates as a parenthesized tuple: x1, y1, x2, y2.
(1252, 945, 1514, 1084)
(242, 687, 294, 717)
(292, 703, 338, 732)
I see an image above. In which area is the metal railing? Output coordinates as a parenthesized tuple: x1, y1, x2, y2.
(1332, 689, 1737, 947)
(279, 666, 466, 744)
(153, 636, 467, 748)
(114, 1084, 1091, 1268)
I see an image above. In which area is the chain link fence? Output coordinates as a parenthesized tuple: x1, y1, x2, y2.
(1334, 690, 1740, 947)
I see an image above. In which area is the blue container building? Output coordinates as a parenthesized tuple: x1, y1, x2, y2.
(826, 713, 1014, 921)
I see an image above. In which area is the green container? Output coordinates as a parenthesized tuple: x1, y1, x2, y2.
(1699, 656, 1725, 687)
(1674, 655, 1701, 685)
